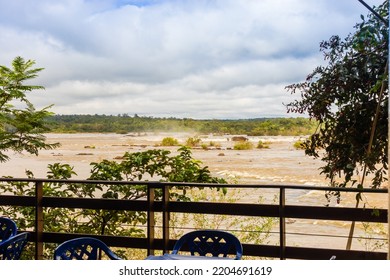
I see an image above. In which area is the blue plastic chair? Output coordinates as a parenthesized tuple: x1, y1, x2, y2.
(53, 237, 122, 260)
(0, 217, 18, 244)
(0, 232, 30, 260)
(172, 230, 243, 260)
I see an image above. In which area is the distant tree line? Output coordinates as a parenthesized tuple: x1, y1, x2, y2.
(45, 114, 317, 136)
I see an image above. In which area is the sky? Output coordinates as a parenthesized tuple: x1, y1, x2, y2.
(0, 0, 385, 119)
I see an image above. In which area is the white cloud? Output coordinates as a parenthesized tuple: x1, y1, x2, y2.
(0, 0, 385, 118)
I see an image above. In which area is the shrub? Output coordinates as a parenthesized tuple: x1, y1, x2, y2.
(233, 141, 254, 150)
(256, 141, 270, 149)
(209, 141, 221, 148)
(293, 140, 305, 150)
(200, 141, 221, 150)
(161, 137, 179, 146)
(185, 137, 201, 147)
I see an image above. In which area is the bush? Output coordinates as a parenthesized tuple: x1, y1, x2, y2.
(161, 137, 179, 146)
(256, 141, 270, 149)
(233, 141, 254, 150)
(209, 141, 221, 148)
(185, 137, 201, 147)
(293, 140, 305, 150)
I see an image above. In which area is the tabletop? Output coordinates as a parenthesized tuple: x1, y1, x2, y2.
(145, 253, 235, 260)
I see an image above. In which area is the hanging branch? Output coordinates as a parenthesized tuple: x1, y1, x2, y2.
(346, 60, 388, 250)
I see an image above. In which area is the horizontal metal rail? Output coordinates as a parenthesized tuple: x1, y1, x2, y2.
(0, 178, 387, 260)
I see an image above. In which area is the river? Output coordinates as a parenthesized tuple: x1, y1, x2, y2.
(0, 133, 388, 253)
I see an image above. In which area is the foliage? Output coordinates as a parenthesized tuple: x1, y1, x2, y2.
(285, 1, 388, 188)
(234, 141, 254, 150)
(293, 140, 305, 150)
(0, 147, 227, 259)
(358, 222, 388, 251)
(45, 114, 317, 136)
(0, 57, 59, 162)
(257, 140, 270, 149)
(185, 137, 201, 147)
(208, 141, 221, 148)
(161, 137, 179, 146)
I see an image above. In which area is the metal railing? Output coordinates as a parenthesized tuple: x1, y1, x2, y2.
(0, 178, 387, 260)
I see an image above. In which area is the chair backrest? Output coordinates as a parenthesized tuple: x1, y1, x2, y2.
(0, 217, 18, 243)
(172, 230, 243, 260)
(53, 237, 122, 260)
(0, 232, 30, 260)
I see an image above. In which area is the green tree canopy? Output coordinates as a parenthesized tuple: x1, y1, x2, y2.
(0, 56, 59, 161)
(286, 1, 388, 189)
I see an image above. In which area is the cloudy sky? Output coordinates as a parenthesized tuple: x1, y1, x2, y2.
(0, 0, 384, 119)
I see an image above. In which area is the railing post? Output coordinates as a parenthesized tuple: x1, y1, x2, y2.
(279, 187, 286, 260)
(162, 184, 170, 254)
(147, 184, 155, 256)
(35, 181, 44, 260)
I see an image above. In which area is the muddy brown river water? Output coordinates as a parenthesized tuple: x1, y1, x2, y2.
(1, 133, 388, 253)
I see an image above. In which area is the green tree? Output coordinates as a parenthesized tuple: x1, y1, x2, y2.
(286, 1, 388, 189)
(0, 56, 59, 161)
